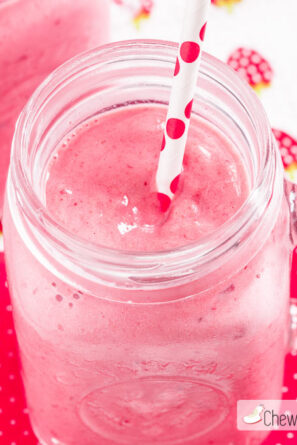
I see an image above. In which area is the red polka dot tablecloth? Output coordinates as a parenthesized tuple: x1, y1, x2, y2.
(0, 254, 39, 445)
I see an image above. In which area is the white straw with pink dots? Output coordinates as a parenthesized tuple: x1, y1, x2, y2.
(156, 0, 210, 212)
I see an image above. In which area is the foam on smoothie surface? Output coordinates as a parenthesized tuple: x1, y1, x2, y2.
(45, 105, 249, 251)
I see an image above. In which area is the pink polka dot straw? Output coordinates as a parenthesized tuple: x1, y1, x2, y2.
(156, 0, 210, 212)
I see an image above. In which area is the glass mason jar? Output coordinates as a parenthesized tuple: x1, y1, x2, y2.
(0, 0, 110, 217)
(3, 40, 293, 445)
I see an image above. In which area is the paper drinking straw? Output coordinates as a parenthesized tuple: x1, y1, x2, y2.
(156, 0, 210, 212)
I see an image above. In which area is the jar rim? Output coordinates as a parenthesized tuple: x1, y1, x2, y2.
(8, 39, 282, 283)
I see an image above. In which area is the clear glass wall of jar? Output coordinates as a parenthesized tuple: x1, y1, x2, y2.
(3, 40, 292, 444)
(0, 0, 110, 216)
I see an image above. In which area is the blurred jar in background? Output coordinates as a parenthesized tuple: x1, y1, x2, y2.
(0, 0, 110, 217)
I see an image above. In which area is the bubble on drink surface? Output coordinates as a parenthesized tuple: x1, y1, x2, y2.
(115, 192, 169, 237)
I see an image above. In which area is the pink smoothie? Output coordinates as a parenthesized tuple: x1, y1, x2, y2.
(46, 105, 249, 250)
(3, 104, 290, 445)
(0, 0, 109, 217)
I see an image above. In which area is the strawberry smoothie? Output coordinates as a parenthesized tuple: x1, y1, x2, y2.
(4, 103, 290, 444)
(46, 106, 249, 251)
(0, 0, 109, 217)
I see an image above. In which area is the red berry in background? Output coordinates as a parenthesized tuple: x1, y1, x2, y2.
(141, 0, 153, 14)
(112, 0, 154, 19)
(227, 48, 273, 92)
(133, 0, 154, 27)
(211, 0, 242, 10)
(273, 129, 297, 182)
